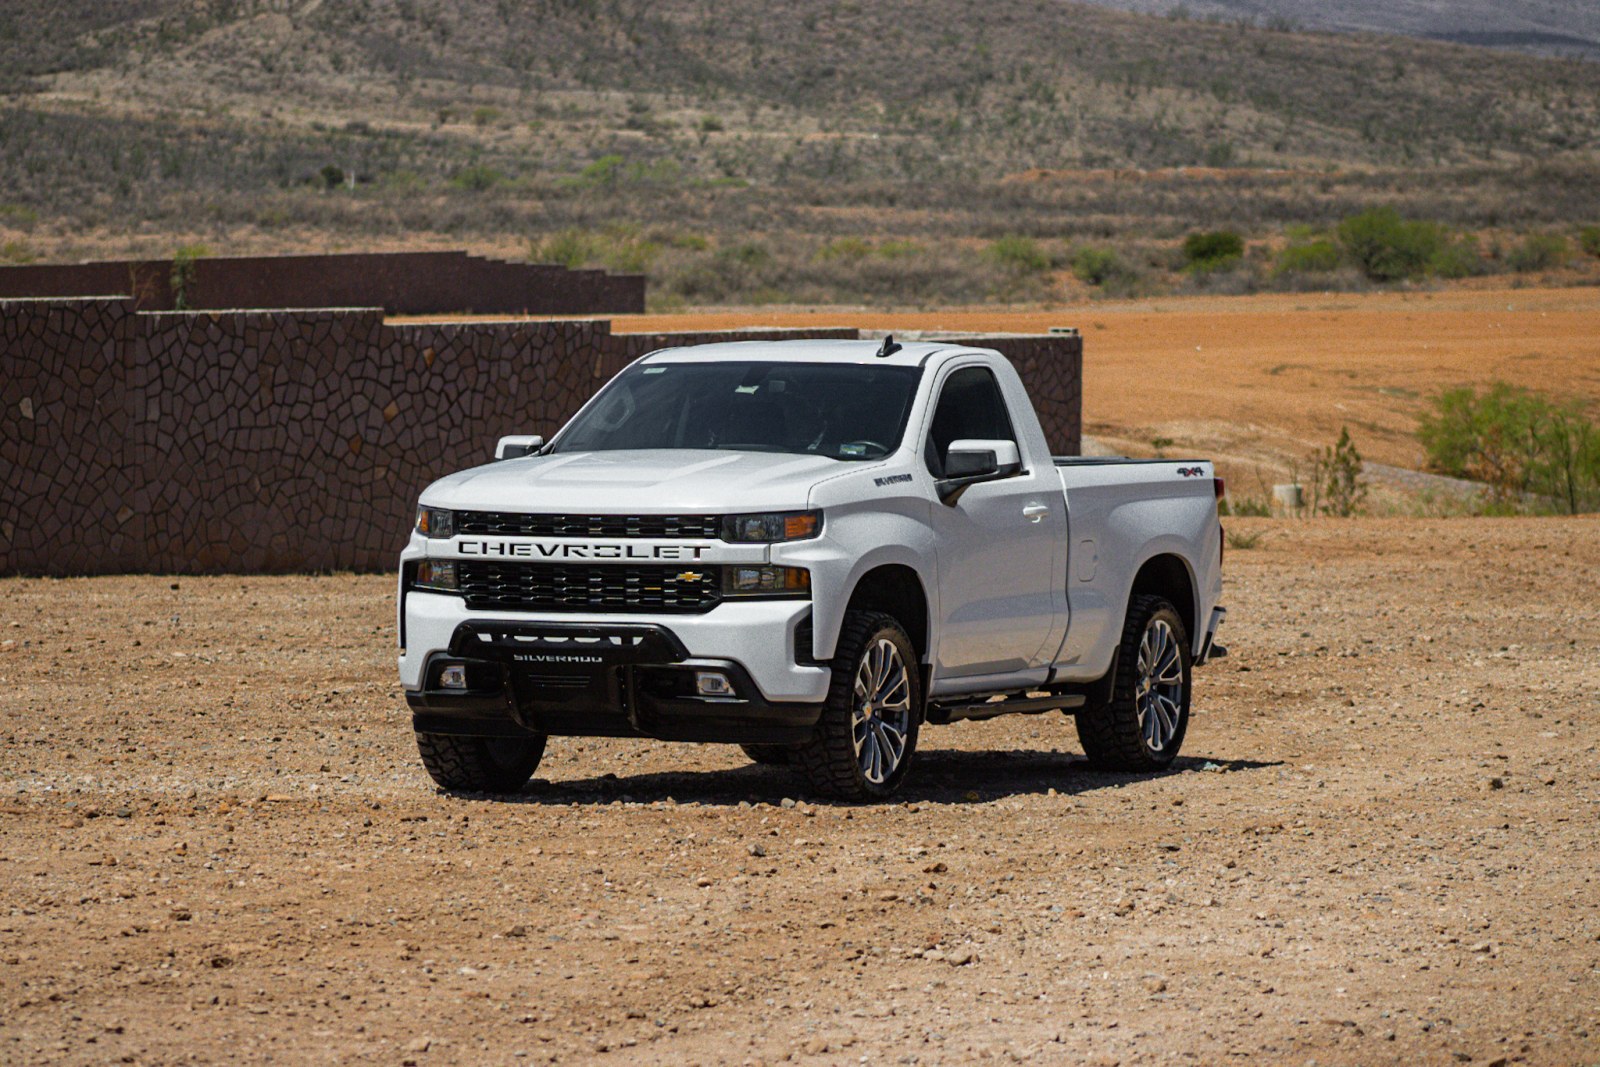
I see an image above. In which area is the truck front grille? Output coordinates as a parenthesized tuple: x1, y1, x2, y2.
(456, 511, 720, 539)
(457, 561, 724, 614)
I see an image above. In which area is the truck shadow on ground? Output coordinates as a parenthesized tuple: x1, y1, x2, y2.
(465, 752, 1282, 807)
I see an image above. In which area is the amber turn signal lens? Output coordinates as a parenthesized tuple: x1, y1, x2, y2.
(783, 513, 821, 539)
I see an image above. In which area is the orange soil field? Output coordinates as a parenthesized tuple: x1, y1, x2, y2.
(606, 288, 1600, 486)
(401, 286, 1600, 494)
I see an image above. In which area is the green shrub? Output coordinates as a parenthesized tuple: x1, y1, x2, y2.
(1428, 235, 1483, 279)
(1309, 426, 1367, 517)
(449, 164, 504, 192)
(1222, 496, 1271, 518)
(1071, 246, 1123, 286)
(319, 164, 345, 189)
(169, 243, 209, 311)
(1419, 383, 1600, 513)
(1336, 207, 1444, 281)
(529, 229, 597, 268)
(986, 235, 1050, 274)
(1275, 238, 1340, 275)
(1580, 226, 1600, 258)
(470, 106, 501, 127)
(0, 203, 40, 226)
(1182, 230, 1244, 271)
(718, 242, 773, 269)
(0, 239, 36, 264)
(1506, 233, 1569, 273)
(1224, 526, 1266, 549)
(876, 239, 922, 260)
(816, 237, 873, 263)
(666, 232, 710, 252)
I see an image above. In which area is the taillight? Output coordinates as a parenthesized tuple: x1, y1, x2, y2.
(1213, 477, 1226, 501)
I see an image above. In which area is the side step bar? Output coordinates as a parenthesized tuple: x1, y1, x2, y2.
(927, 692, 1086, 724)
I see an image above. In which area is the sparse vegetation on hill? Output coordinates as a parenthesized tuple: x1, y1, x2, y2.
(2, 1, 1599, 303)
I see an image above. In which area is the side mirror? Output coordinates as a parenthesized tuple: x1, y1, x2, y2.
(939, 439, 1022, 504)
(495, 434, 544, 460)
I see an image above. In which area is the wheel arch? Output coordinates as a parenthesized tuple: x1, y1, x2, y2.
(1128, 552, 1198, 647)
(842, 563, 930, 664)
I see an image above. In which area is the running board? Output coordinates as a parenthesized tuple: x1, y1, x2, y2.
(926, 692, 1086, 724)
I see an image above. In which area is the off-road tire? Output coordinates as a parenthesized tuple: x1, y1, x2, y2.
(796, 610, 922, 801)
(739, 744, 794, 766)
(415, 731, 546, 793)
(1075, 594, 1191, 771)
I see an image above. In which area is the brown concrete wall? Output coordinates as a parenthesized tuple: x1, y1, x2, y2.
(0, 300, 1081, 575)
(0, 251, 645, 316)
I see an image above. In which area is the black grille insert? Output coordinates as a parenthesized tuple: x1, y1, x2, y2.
(457, 511, 720, 539)
(458, 561, 723, 614)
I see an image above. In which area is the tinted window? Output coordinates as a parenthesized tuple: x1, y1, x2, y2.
(924, 366, 1018, 476)
(553, 361, 923, 461)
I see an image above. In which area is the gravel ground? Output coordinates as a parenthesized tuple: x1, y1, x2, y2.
(2, 517, 1597, 1065)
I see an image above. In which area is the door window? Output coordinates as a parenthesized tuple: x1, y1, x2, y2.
(924, 366, 1018, 476)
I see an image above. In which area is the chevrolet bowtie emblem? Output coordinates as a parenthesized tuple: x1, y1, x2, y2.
(675, 571, 704, 583)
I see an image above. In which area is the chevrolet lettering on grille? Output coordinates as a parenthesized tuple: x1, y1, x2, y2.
(458, 541, 708, 560)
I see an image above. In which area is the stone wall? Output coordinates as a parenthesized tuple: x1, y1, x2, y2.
(0, 299, 1081, 575)
(0, 251, 644, 316)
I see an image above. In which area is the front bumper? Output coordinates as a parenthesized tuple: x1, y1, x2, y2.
(405, 618, 825, 744)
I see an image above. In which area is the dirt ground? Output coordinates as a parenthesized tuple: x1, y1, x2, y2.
(443, 285, 1600, 497)
(2, 516, 1597, 1064)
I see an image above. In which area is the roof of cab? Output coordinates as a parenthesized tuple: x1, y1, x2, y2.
(638, 338, 980, 367)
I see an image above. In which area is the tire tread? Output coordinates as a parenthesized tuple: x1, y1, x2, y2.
(1075, 594, 1188, 771)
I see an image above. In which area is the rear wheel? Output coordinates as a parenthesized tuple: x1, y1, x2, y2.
(739, 744, 794, 766)
(796, 610, 922, 800)
(1075, 594, 1191, 771)
(415, 731, 546, 793)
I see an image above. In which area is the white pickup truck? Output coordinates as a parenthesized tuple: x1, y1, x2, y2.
(399, 338, 1225, 799)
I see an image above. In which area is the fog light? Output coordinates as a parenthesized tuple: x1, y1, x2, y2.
(695, 671, 735, 697)
(439, 664, 468, 690)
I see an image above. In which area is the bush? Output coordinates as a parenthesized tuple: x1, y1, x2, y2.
(1506, 233, 1569, 273)
(1072, 246, 1130, 287)
(1419, 383, 1600, 513)
(1336, 207, 1444, 282)
(319, 164, 345, 189)
(1275, 238, 1340, 275)
(529, 229, 597, 268)
(816, 237, 873, 263)
(1428, 235, 1483, 279)
(0, 239, 36, 264)
(1182, 230, 1244, 271)
(986, 235, 1050, 274)
(1308, 426, 1367, 517)
(449, 164, 504, 192)
(169, 243, 209, 311)
(1580, 226, 1600, 259)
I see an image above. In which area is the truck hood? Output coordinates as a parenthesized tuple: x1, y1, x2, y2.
(420, 449, 855, 513)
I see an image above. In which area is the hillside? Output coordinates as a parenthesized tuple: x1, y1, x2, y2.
(1068, 0, 1600, 60)
(2, 0, 1598, 305)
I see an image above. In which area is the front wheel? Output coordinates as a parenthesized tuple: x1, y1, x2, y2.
(1075, 594, 1191, 771)
(415, 731, 546, 793)
(796, 610, 922, 800)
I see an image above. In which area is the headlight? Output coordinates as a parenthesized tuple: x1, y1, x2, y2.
(720, 510, 821, 543)
(723, 565, 810, 597)
(413, 559, 460, 592)
(416, 506, 455, 539)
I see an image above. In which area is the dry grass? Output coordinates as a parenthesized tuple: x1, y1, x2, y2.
(3, 1, 1600, 303)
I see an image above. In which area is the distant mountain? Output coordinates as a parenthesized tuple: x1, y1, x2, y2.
(1069, 0, 1600, 59)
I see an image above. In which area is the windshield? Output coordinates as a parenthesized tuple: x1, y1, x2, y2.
(552, 361, 923, 461)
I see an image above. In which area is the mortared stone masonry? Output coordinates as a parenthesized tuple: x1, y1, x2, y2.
(0, 298, 1082, 575)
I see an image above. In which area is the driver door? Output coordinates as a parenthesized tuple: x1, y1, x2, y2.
(924, 365, 1063, 679)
